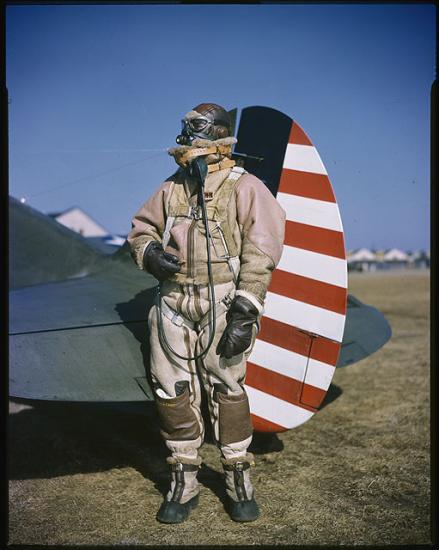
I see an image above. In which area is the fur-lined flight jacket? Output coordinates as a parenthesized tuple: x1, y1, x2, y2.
(127, 167, 286, 305)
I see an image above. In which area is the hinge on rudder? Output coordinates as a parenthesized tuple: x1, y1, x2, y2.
(299, 333, 339, 410)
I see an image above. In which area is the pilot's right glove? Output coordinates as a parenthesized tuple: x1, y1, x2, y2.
(142, 241, 181, 281)
(216, 296, 259, 359)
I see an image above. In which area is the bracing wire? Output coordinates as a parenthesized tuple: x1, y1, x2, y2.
(23, 149, 168, 199)
(25, 148, 167, 154)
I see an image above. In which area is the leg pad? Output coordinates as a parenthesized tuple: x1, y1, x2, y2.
(155, 382, 201, 441)
(217, 390, 253, 445)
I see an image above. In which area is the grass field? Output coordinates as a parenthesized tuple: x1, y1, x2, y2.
(8, 270, 431, 545)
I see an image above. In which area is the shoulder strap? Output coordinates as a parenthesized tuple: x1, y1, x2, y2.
(209, 166, 247, 258)
(167, 176, 189, 216)
(165, 181, 175, 217)
(208, 166, 246, 211)
(163, 178, 180, 248)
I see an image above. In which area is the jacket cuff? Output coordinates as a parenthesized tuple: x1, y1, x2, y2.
(235, 290, 264, 315)
(133, 239, 157, 270)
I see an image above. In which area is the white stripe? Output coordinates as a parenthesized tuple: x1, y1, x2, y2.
(278, 246, 347, 288)
(283, 143, 327, 175)
(245, 385, 314, 429)
(277, 192, 343, 232)
(249, 339, 308, 383)
(249, 339, 336, 391)
(304, 359, 336, 391)
(264, 292, 346, 342)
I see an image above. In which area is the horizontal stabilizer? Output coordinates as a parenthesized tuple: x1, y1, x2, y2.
(338, 295, 392, 367)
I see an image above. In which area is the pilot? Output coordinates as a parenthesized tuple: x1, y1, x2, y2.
(127, 103, 285, 524)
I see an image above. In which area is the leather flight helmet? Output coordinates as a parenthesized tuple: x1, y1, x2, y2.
(177, 103, 232, 144)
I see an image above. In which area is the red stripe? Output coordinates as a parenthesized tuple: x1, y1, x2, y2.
(258, 318, 313, 356)
(284, 220, 346, 259)
(246, 362, 322, 411)
(269, 269, 347, 314)
(278, 168, 336, 202)
(257, 316, 341, 366)
(300, 383, 327, 409)
(310, 336, 341, 366)
(251, 413, 288, 433)
(289, 122, 313, 146)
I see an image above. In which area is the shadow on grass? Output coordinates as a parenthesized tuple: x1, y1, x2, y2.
(8, 392, 292, 507)
(9, 277, 305, 502)
(9, 381, 343, 483)
(319, 383, 343, 410)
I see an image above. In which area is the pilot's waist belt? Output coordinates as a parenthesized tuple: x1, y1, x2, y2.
(160, 292, 233, 331)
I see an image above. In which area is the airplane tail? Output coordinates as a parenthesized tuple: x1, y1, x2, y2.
(232, 107, 389, 433)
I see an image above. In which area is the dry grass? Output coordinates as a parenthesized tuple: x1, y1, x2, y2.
(8, 270, 430, 545)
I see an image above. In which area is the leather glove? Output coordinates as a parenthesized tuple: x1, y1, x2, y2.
(143, 241, 181, 281)
(216, 296, 259, 359)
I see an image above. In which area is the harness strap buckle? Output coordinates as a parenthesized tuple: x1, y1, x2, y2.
(160, 299, 195, 330)
(171, 311, 183, 326)
(188, 205, 202, 220)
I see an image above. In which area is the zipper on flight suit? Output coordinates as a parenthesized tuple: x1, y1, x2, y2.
(187, 218, 196, 279)
(187, 205, 200, 280)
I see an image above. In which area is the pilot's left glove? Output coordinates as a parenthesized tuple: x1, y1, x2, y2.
(216, 296, 259, 359)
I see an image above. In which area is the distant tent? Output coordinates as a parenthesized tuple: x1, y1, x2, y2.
(348, 248, 376, 262)
(372, 248, 410, 270)
(347, 248, 377, 272)
(382, 248, 409, 262)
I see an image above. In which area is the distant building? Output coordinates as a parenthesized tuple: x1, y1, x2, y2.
(48, 207, 110, 237)
(407, 250, 430, 269)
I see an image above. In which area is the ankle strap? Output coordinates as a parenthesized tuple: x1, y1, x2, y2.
(221, 460, 252, 472)
(169, 462, 200, 473)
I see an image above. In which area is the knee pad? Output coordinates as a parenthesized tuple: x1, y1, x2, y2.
(155, 381, 201, 441)
(216, 389, 253, 446)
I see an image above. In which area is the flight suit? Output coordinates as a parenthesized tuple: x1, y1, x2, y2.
(128, 144, 285, 507)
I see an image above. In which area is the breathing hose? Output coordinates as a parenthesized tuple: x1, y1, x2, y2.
(157, 156, 217, 361)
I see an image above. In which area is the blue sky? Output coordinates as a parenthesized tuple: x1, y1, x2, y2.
(6, 3, 435, 250)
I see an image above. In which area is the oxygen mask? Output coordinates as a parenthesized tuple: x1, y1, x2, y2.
(176, 113, 215, 145)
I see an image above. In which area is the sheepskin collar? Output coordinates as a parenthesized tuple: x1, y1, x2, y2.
(168, 136, 237, 169)
(168, 136, 237, 157)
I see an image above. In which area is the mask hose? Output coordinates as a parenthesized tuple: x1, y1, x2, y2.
(157, 156, 217, 361)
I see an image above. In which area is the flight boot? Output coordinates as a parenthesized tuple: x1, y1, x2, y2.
(156, 456, 201, 524)
(221, 453, 260, 522)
